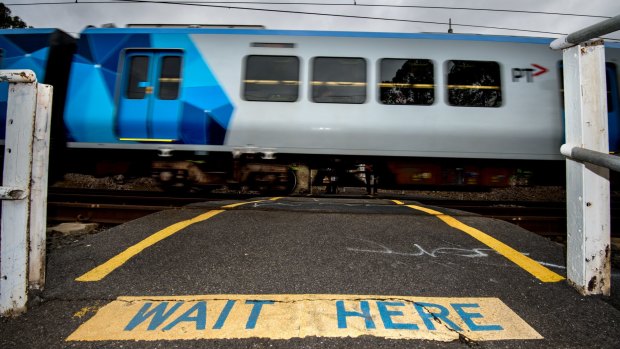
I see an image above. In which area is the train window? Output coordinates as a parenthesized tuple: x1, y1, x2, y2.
(446, 60, 502, 107)
(312, 57, 366, 104)
(158, 56, 182, 100)
(126, 55, 150, 99)
(379, 59, 434, 105)
(243, 55, 300, 102)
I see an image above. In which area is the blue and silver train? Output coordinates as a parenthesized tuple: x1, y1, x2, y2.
(2, 26, 620, 192)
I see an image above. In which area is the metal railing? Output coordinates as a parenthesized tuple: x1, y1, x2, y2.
(560, 145, 620, 173)
(551, 15, 620, 50)
(551, 15, 620, 296)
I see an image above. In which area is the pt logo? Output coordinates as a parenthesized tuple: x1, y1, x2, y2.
(512, 64, 548, 82)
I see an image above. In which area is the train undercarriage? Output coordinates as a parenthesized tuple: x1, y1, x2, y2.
(140, 151, 568, 194)
(56, 148, 570, 194)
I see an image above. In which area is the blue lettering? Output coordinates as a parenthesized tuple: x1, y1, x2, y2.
(336, 300, 376, 329)
(377, 301, 418, 330)
(245, 300, 274, 329)
(162, 301, 207, 331)
(124, 301, 183, 331)
(213, 300, 236, 329)
(414, 302, 462, 331)
(451, 303, 503, 331)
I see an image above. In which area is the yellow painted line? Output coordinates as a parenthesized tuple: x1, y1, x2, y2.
(119, 138, 176, 142)
(244, 79, 299, 85)
(158, 77, 181, 83)
(379, 83, 435, 89)
(76, 210, 225, 282)
(221, 197, 282, 209)
(311, 81, 367, 87)
(76, 198, 281, 282)
(392, 200, 565, 283)
(67, 294, 542, 342)
(447, 84, 501, 90)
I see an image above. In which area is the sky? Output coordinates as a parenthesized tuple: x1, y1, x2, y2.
(3, 0, 620, 41)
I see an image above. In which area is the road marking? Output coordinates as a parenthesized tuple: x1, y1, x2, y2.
(75, 210, 225, 282)
(76, 198, 280, 282)
(67, 294, 542, 342)
(392, 200, 565, 283)
(222, 197, 282, 209)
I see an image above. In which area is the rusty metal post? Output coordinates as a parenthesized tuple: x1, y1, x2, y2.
(551, 14, 620, 296)
(29, 84, 53, 291)
(562, 42, 610, 296)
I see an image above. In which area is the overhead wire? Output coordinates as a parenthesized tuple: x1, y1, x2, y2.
(120, 0, 620, 39)
(5, 0, 620, 40)
(129, 1, 615, 20)
(7, 0, 612, 19)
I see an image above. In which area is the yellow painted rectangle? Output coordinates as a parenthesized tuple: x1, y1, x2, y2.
(67, 294, 542, 342)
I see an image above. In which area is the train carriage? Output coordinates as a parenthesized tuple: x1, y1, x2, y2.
(2, 27, 620, 191)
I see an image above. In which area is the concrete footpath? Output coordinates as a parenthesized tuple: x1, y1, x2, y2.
(1, 196, 619, 348)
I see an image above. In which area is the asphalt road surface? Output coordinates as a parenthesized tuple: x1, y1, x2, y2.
(1, 197, 619, 348)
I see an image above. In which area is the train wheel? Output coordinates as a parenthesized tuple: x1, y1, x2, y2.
(248, 170, 297, 195)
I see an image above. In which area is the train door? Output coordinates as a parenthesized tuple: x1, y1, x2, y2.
(607, 63, 619, 152)
(117, 50, 183, 141)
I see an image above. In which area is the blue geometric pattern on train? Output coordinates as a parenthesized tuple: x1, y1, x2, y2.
(64, 33, 150, 142)
(0, 33, 50, 138)
(153, 34, 233, 145)
(63, 32, 233, 145)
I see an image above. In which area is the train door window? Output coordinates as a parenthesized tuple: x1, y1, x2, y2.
(379, 58, 434, 105)
(446, 60, 502, 107)
(159, 56, 182, 100)
(312, 57, 366, 104)
(243, 55, 300, 102)
(126, 55, 150, 99)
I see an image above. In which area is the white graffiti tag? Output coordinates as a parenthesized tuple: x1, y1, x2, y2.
(346, 238, 566, 269)
(347, 238, 493, 258)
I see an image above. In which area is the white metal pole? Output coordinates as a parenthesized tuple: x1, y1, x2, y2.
(0, 80, 37, 315)
(563, 40, 611, 296)
(28, 84, 53, 290)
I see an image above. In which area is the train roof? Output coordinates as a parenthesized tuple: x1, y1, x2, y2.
(0, 28, 60, 35)
(2, 27, 617, 48)
(78, 27, 620, 48)
(80, 27, 557, 44)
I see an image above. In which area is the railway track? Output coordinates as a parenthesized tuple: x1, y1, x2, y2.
(46, 188, 257, 224)
(46, 188, 619, 237)
(420, 199, 576, 238)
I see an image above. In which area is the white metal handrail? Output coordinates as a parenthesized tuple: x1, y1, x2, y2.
(560, 145, 620, 173)
(551, 15, 620, 50)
